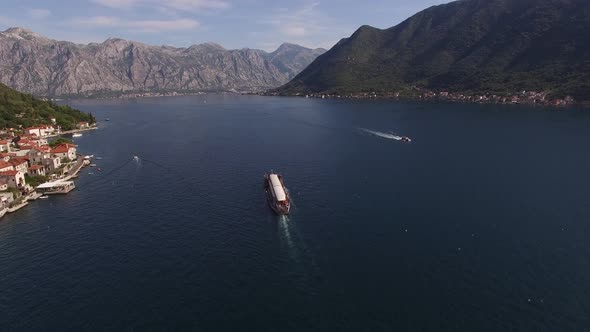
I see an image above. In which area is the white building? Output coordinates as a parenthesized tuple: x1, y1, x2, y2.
(51, 143, 77, 161)
(0, 170, 25, 189)
(0, 139, 11, 152)
(24, 125, 56, 138)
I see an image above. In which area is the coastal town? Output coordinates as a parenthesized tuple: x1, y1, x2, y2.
(0, 120, 96, 218)
(270, 89, 577, 107)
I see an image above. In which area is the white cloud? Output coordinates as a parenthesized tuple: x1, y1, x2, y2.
(282, 24, 306, 37)
(28, 8, 51, 19)
(70, 16, 200, 32)
(91, 0, 138, 9)
(91, 0, 230, 12)
(128, 19, 200, 32)
(256, 2, 343, 50)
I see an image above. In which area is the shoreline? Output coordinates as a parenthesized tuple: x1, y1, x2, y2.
(261, 91, 584, 109)
(1, 129, 96, 218)
(48, 90, 587, 108)
(47, 126, 98, 138)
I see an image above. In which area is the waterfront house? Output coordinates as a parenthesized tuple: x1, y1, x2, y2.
(0, 170, 25, 189)
(30, 137, 48, 146)
(51, 144, 77, 161)
(24, 125, 56, 138)
(0, 192, 14, 207)
(77, 122, 90, 129)
(43, 157, 62, 173)
(28, 165, 46, 177)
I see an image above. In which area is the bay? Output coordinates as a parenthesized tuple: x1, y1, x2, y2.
(1, 95, 589, 330)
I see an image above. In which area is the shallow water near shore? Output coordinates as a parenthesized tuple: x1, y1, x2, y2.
(1, 95, 590, 330)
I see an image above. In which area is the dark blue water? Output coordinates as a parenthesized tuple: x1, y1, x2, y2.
(1, 95, 590, 331)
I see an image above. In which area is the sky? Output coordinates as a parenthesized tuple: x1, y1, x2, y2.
(0, 0, 451, 51)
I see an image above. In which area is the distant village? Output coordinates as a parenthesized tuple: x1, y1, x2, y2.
(278, 89, 576, 107)
(0, 119, 96, 217)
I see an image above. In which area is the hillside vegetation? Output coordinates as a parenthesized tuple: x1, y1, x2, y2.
(276, 0, 590, 102)
(0, 83, 95, 130)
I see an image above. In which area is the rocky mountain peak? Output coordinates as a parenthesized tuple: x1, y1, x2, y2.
(0, 28, 326, 97)
(1, 27, 45, 41)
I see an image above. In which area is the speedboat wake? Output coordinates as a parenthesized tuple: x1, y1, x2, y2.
(361, 129, 402, 140)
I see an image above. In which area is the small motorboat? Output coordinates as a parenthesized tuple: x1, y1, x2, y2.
(97, 168, 102, 171)
(72, 133, 83, 138)
(90, 164, 97, 167)
(39, 195, 49, 199)
(105, 118, 110, 121)
(401, 136, 412, 143)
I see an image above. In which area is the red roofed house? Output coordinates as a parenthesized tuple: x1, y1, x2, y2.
(0, 153, 10, 162)
(0, 170, 25, 189)
(9, 158, 29, 174)
(30, 137, 48, 146)
(77, 122, 90, 129)
(0, 161, 14, 172)
(28, 147, 51, 165)
(0, 139, 12, 152)
(51, 144, 77, 161)
(28, 165, 46, 177)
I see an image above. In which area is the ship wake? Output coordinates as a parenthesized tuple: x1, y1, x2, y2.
(360, 128, 403, 141)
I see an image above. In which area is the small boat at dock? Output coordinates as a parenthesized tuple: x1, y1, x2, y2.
(264, 173, 291, 215)
(39, 195, 49, 199)
(72, 133, 83, 137)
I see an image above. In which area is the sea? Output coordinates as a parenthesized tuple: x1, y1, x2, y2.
(1, 95, 590, 331)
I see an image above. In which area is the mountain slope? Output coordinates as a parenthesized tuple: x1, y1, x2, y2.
(0, 83, 94, 130)
(0, 28, 326, 97)
(276, 0, 590, 101)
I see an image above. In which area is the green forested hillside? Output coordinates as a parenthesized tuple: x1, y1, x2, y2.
(0, 83, 94, 130)
(276, 0, 590, 102)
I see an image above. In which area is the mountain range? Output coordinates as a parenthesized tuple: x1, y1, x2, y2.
(276, 0, 590, 102)
(0, 28, 325, 97)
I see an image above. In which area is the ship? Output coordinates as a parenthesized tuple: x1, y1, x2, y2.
(401, 136, 412, 143)
(264, 173, 291, 215)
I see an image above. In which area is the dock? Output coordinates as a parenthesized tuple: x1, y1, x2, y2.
(8, 201, 29, 213)
(26, 192, 43, 201)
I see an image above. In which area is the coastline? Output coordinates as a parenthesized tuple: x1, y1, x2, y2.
(262, 91, 583, 109)
(0, 127, 96, 219)
(48, 126, 98, 137)
(46, 89, 586, 109)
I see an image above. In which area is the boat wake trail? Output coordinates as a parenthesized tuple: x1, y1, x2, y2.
(360, 128, 403, 141)
(277, 215, 321, 293)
